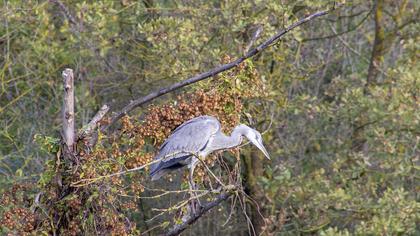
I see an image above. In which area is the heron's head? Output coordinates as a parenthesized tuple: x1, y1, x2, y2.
(237, 124, 271, 160)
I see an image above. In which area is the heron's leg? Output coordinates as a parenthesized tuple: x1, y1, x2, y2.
(187, 164, 197, 215)
(188, 158, 199, 191)
(187, 159, 202, 215)
(188, 166, 194, 190)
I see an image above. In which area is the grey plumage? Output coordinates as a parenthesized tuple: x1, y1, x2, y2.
(150, 115, 270, 181)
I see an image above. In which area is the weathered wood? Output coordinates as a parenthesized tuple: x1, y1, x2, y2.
(78, 104, 109, 140)
(62, 68, 75, 153)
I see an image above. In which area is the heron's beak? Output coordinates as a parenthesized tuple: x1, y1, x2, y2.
(250, 138, 271, 160)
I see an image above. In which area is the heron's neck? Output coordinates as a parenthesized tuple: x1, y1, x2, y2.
(211, 125, 247, 151)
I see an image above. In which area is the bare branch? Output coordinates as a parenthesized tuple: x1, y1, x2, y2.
(62, 68, 75, 152)
(78, 104, 110, 140)
(70, 158, 162, 187)
(164, 192, 232, 236)
(105, 3, 343, 130)
(244, 25, 263, 54)
(303, 6, 373, 42)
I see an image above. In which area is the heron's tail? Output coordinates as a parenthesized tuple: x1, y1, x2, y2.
(149, 161, 161, 180)
(150, 154, 191, 180)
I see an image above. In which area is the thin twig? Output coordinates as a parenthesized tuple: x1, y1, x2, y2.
(147, 190, 213, 223)
(139, 190, 204, 199)
(327, 22, 389, 77)
(70, 158, 161, 187)
(193, 153, 226, 188)
(222, 193, 238, 226)
(236, 191, 256, 236)
(303, 5, 372, 42)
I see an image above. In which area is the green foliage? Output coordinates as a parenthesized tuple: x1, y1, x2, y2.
(259, 31, 419, 234)
(33, 134, 60, 154)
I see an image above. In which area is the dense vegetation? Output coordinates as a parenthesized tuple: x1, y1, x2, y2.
(0, 0, 418, 235)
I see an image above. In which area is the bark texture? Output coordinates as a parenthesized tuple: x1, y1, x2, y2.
(365, 0, 385, 91)
(62, 68, 75, 154)
(244, 149, 267, 235)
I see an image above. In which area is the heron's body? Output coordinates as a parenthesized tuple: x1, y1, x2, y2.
(150, 115, 269, 180)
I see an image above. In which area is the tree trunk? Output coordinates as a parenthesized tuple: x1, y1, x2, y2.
(354, 0, 385, 151)
(243, 149, 266, 235)
(365, 0, 385, 93)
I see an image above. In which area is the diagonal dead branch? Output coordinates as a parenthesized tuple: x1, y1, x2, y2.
(104, 3, 343, 130)
(164, 191, 233, 236)
(78, 104, 110, 141)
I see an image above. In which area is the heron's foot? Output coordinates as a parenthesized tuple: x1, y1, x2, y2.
(182, 199, 199, 223)
(188, 179, 202, 203)
(191, 198, 198, 215)
(192, 186, 203, 206)
(188, 191, 201, 215)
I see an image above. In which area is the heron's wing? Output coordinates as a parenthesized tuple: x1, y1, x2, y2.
(150, 116, 220, 176)
(171, 115, 218, 134)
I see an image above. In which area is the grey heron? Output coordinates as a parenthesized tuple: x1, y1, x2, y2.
(150, 115, 270, 185)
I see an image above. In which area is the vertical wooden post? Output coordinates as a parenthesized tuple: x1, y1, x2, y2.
(62, 68, 75, 153)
